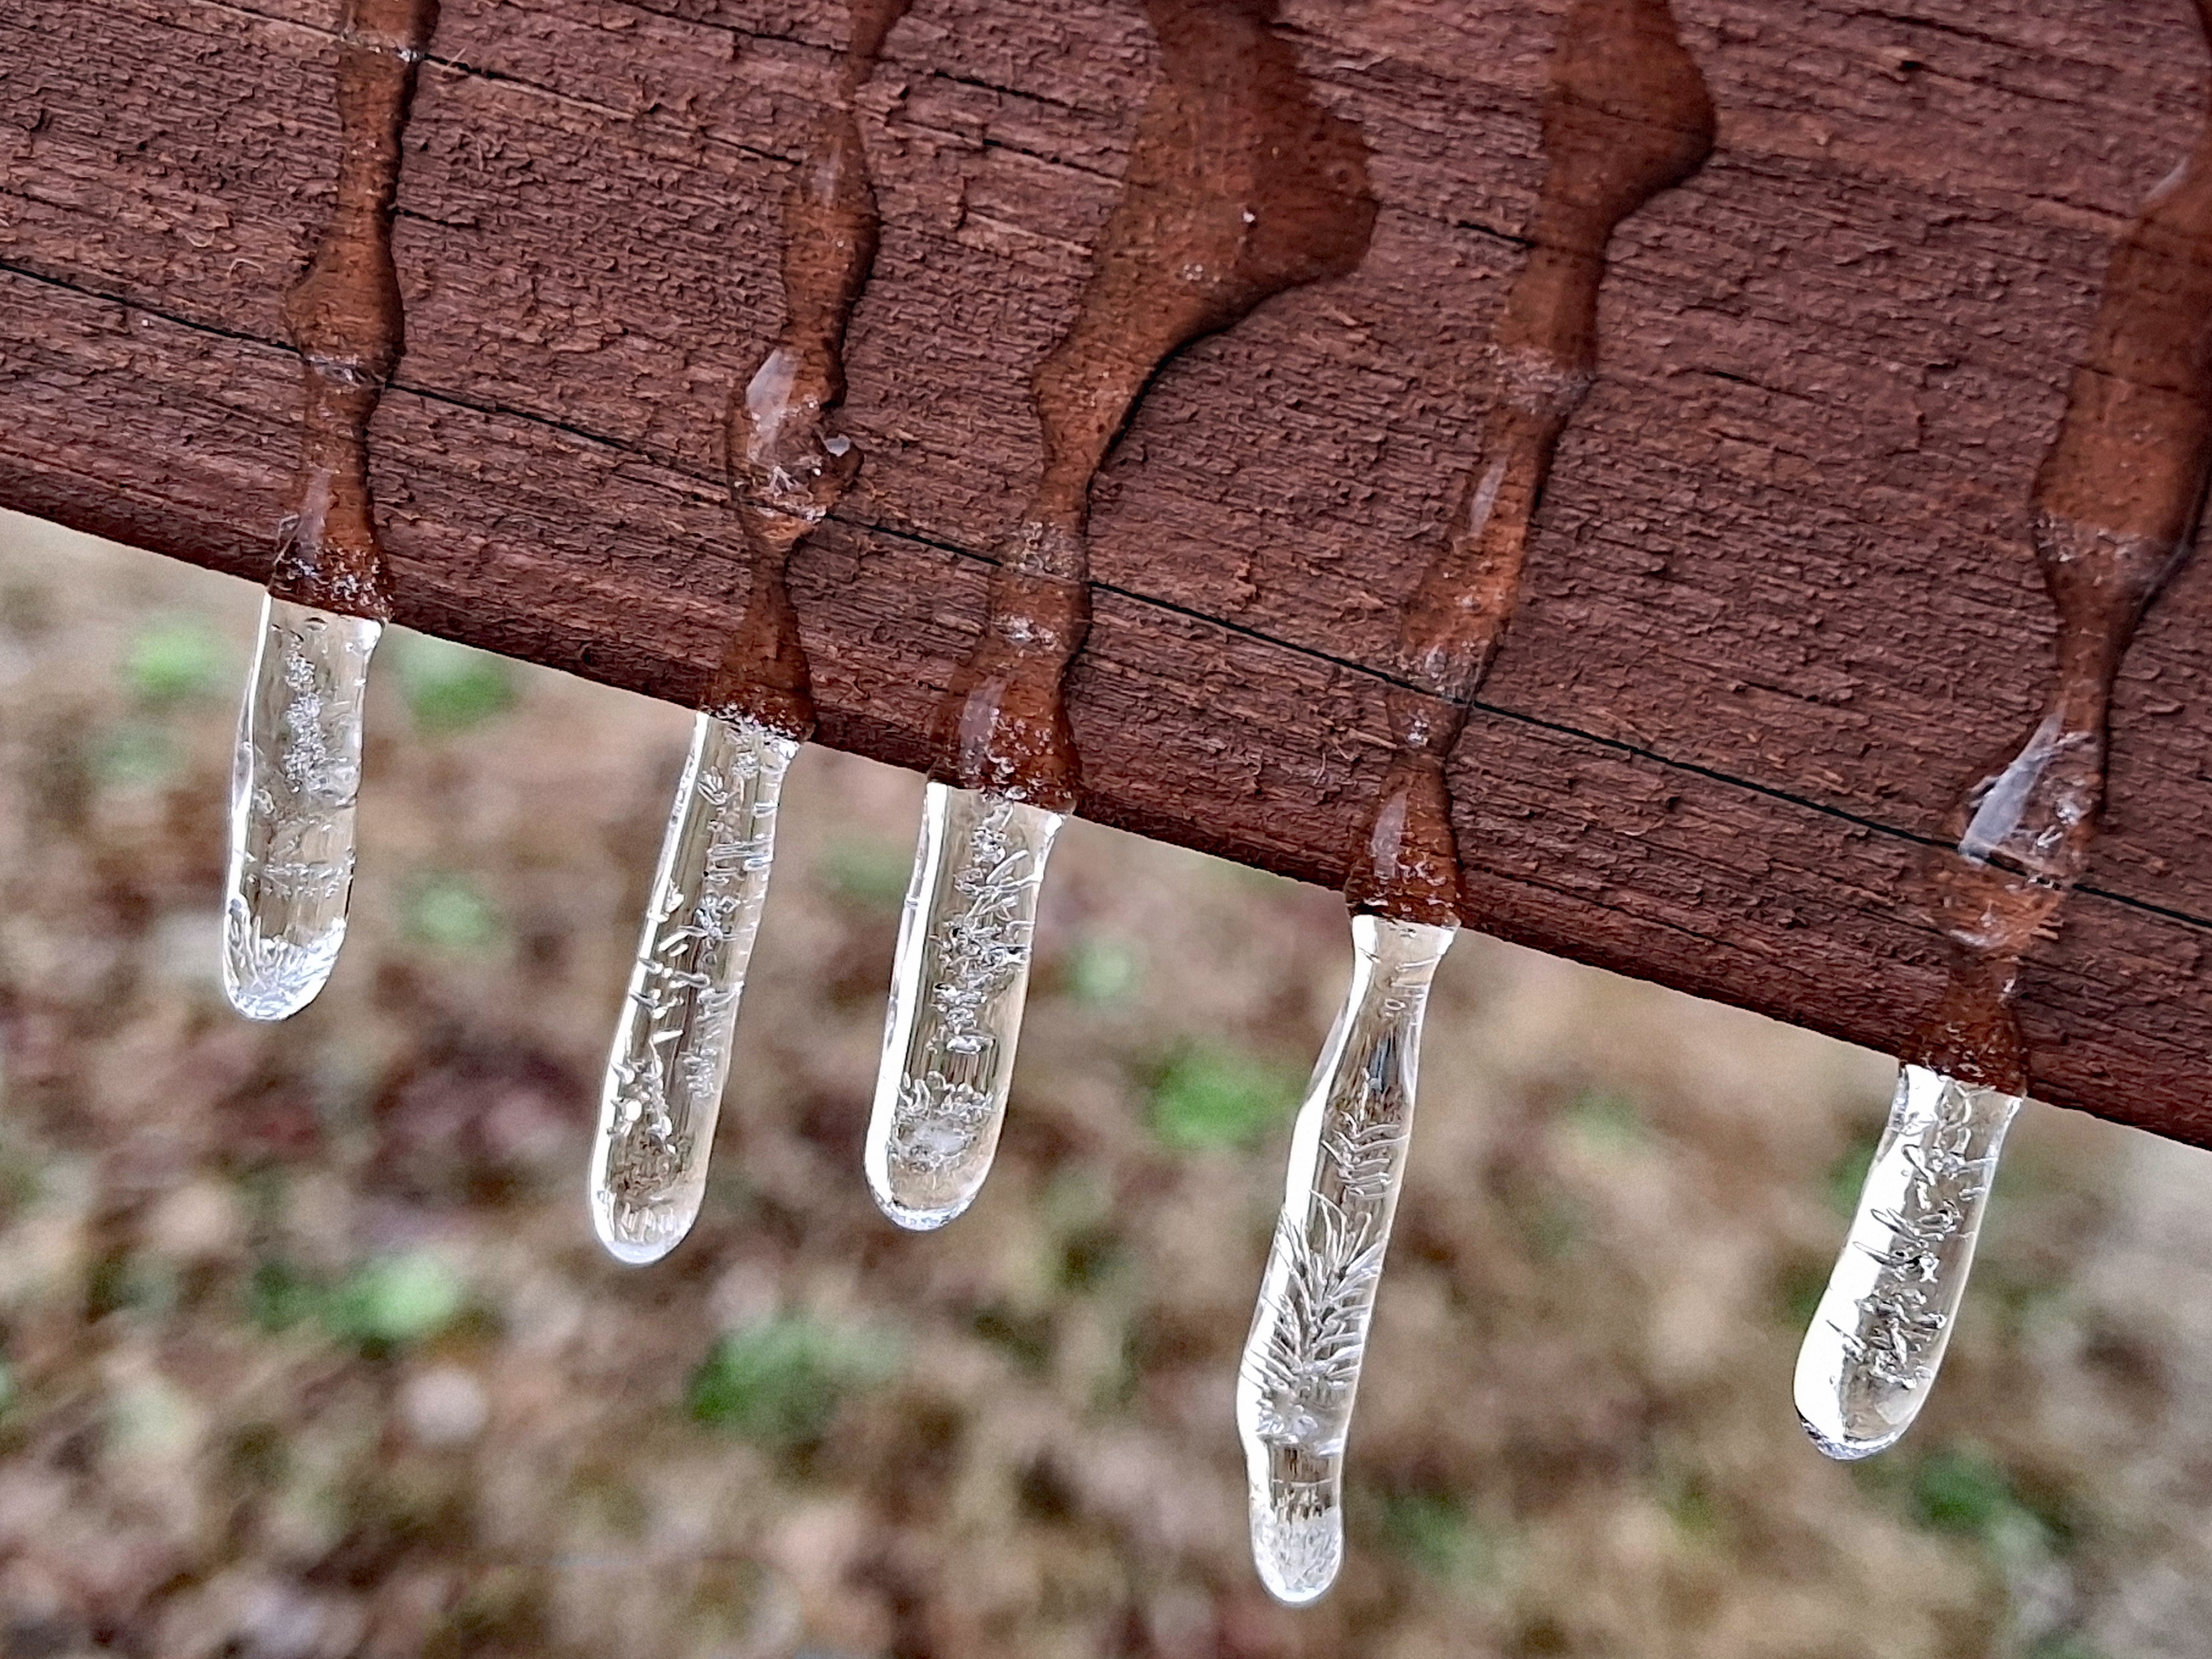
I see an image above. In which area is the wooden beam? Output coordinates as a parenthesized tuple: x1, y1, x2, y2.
(5, 0, 2212, 1142)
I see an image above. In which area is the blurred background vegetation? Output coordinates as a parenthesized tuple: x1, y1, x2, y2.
(1, 509, 2209, 1657)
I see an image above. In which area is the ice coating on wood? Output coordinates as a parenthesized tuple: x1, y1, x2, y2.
(224, 596, 380, 1020)
(587, 0, 902, 1261)
(1917, 0, 2212, 1093)
(591, 715, 796, 1263)
(1799, 0, 2212, 1461)
(872, 0, 1377, 1229)
(867, 785, 1062, 1230)
(704, 0, 905, 740)
(1236, 915, 1453, 1604)
(1794, 1065, 2020, 1459)
(934, 0, 1373, 810)
(269, 0, 434, 621)
(1349, 0, 1714, 928)
(1915, 106, 2212, 1094)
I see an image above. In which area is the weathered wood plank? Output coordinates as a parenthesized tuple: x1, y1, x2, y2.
(4, 0, 2212, 1140)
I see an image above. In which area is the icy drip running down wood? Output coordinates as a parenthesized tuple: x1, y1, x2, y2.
(589, 0, 907, 1264)
(1240, 0, 1712, 1603)
(1346, 0, 1715, 930)
(224, 0, 435, 1021)
(1799, 0, 2212, 1461)
(867, 0, 1375, 1230)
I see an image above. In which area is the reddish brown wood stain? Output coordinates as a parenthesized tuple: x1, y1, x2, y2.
(1918, 0, 2212, 1092)
(268, 0, 438, 622)
(708, 0, 913, 739)
(931, 0, 1374, 808)
(11, 0, 2212, 1144)
(1347, 0, 1714, 927)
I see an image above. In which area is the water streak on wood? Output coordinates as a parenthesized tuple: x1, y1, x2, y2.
(269, 0, 438, 621)
(931, 0, 1376, 808)
(708, 0, 913, 737)
(1348, 0, 1714, 925)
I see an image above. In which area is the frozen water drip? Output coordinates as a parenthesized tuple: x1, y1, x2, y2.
(223, 595, 380, 1021)
(591, 713, 798, 1264)
(1237, 914, 1455, 1604)
(1795, 1065, 2021, 1460)
(866, 783, 1063, 1230)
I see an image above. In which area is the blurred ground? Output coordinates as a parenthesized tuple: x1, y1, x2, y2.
(1, 509, 2210, 1658)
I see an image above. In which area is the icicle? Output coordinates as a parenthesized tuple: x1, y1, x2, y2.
(1794, 1064, 2021, 1460)
(223, 594, 381, 1021)
(1224, 0, 1706, 1591)
(1236, 914, 1455, 1605)
(865, 782, 1063, 1230)
(590, 713, 797, 1263)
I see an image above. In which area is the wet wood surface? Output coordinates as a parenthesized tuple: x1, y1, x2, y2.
(7, 0, 2212, 1143)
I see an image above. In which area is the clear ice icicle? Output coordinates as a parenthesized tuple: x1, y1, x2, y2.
(865, 782, 1063, 1231)
(223, 594, 381, 1021)
(1236, 914, 1455, 1605)
(1793, 1063, 2022, 1460)
(590, 713, 797, 1264)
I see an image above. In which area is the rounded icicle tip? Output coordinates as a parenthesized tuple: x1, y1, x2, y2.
(1792, 1064, 2022, 1462)
(864, 782, 1062, 1234)
(1794, 1394, 1909, 1464)
(589, 1191, 697, 1268)
(587, 713, 798, 1268)
(223, 925, 350, 1024)
(863, 1183, 977, 1234)
(862, 1062, 1013, 1232)
(602, 1240, 679, 1269)
(1251, 1477, 1345, 1607)
(223, 595, 381, 1023)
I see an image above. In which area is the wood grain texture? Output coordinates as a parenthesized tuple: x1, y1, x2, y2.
(5, 0, 2212, 1141)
